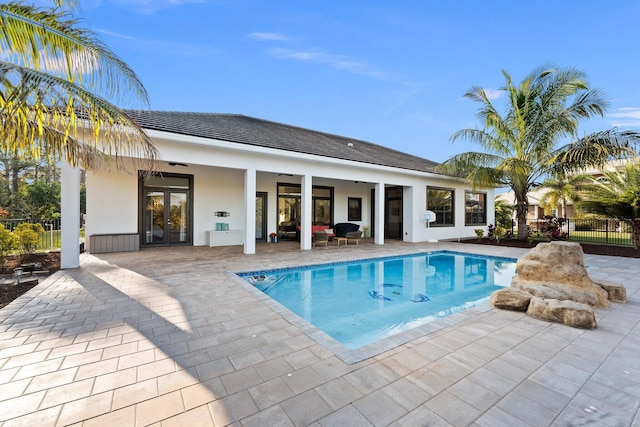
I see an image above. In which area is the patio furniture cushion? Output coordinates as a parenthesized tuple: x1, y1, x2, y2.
(334, 223, 360, 237)
(313, 231, 329, 247)
(311, 225, 335, 238)
(345, 230, 362, 244)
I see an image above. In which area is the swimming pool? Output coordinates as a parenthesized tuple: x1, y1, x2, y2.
(238, 251, 516, 350)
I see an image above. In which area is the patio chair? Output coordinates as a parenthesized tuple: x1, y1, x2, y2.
(345, 230, 362, 245)
(313, 231, 329, 247)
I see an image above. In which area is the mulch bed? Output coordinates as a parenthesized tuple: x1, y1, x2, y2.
(460, 238, 640, 258)
(0, 252, 60, 310)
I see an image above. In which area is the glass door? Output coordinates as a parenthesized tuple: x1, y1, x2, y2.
(256, 192, 267, 241)
(385, 186, 403, 239)
(168, 192, 188, 243)
(141, 174, 192, 246)
(145, 191, 165, 243)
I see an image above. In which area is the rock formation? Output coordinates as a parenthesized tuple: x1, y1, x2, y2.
(490, 241, 626, 329)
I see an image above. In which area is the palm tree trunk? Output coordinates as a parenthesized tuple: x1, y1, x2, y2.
(516, 203, 529, 240)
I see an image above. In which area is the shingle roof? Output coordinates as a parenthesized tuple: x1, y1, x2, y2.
(126, 111, 441, 174)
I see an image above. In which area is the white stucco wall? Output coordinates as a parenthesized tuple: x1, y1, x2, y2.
(86, 171, 139, 236)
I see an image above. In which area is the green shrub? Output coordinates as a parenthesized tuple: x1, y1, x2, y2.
(13, 223, 44, 255)
(0, 224, 16, 269)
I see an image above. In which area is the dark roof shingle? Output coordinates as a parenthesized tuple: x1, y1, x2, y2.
(126, 111, 441, 174)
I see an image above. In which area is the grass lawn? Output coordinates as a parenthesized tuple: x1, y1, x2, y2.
(36, 229, 85, 251)
(566, 230, 632, 246)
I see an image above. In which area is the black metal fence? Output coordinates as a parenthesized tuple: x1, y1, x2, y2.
(528, 218, 633, 246)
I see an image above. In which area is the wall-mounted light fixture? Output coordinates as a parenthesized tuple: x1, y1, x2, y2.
(215, 211, 230, 217)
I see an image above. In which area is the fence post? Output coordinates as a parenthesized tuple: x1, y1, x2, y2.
(605, 219, 609, 244)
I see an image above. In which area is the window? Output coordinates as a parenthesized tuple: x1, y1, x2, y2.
(465, 192, 487, 225)
(348, 197, 362, 221)
(427, 187, 454, 226)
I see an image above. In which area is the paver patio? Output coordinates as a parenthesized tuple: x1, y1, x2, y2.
(0, 241, 638, 426)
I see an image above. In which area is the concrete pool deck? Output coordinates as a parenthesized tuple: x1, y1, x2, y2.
(0, 241, 638, 426)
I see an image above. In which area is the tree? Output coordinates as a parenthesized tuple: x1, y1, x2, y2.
(437, 65, 638, 239)
(25, 180, 60, 221)
(539, 173, 587, 218)
(494, 197, 514, 231)
(578, 164, 640, 220)
(0, 1, 158, 171)
(577, 163, 640, 247)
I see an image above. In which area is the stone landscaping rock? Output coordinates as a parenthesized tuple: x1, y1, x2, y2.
(490, 288, 532, 311)
(489, 241, 627, 329)
(511, 241, 610, 308)
(526, 297, 597, 329)
(598, 283, 627, 303)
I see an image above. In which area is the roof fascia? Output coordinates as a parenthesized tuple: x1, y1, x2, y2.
(145, 129, 459, 182)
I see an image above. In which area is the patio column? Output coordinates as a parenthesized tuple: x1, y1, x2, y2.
(300, 174, 312, 250)
(244, 168, 256, 255)
(61, 161, 80, 269)
(374, 182, 385, 245)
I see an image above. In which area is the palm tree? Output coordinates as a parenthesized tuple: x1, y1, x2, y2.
(539, 173, 586, 218)
(0, 1, 158, 171)
(578, 164, 640, 219)
(577, 163, 640, 247)
(437, 65, 638, 239)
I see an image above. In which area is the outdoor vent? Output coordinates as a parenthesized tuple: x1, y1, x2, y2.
(215, 211, 230, 217)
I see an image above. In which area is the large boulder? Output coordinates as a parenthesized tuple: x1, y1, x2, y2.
(510, 241, 610, 308)
(490, 288, 532, 311)
(526, 297, 597, 329)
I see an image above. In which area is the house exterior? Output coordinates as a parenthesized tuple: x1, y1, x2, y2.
(74, 112, 494, 262)
(496, 188, 577, 223)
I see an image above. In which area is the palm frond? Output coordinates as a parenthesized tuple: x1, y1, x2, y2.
(577, 164, 640, 219)
(550, 129, 639, 174)
(436, 151, 506, 189)
(0, 60, 158, 172)
(0, 2, 148, 105)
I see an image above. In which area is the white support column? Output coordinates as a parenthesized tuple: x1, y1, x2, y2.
(61, 161, 80, 269)
(244, 168, 256, 255)
(374, 182, 385, 245)
(300, 174, 312, 250)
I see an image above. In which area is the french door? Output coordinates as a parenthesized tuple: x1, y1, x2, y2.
(141, 174, 193, 246)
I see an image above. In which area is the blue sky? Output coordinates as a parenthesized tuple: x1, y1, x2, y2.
(66, 0, 640, 163)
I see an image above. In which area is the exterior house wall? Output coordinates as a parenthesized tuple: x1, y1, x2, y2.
(85, 131, 495, 252)
(86, 171, 138, 236)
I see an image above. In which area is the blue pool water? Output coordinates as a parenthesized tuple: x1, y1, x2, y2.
(239, 251, 516, 349)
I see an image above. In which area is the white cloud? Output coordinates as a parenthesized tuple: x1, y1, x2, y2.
(97, 28, 218, 57)
(96, 28, 134, 40)
(607, 107, 640, 127)
(107, 0, 208, 14)
(483, 88, 503, 100)
(248, 32, 288, 42)
(267, 47, 397, 83)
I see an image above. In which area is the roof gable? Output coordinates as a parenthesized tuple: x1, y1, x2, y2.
(126, 111, 441, 174)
